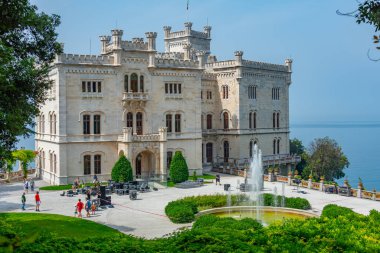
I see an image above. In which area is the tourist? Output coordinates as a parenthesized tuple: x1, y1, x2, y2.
(86, 189, 91, 200)
(35, 191, 41, 211)
(85, 198, 92, 217)
(93, 175, 98, 184)
(21, 192, 26, 210)
(76, 199, 84, 218)
(91, 202, 96, 215)
(30, 179, 35, 192)
(216, 174, 221, 185)
(74, 205, 78, 217)
(24, 180, 29, 194)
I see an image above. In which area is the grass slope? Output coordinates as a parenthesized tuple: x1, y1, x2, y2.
(0, 213, 122, 240)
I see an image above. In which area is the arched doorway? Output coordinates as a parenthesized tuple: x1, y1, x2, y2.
(135, 151, 156, 179)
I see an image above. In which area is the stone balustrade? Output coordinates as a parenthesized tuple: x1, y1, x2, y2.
(57, 54, 114, 65)
(242, 60, 289, 72)
(132, 134, 160, 142)
(122, 92, 149, 101)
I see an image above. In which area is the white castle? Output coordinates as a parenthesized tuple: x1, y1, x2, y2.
(35, 22, 297, 185)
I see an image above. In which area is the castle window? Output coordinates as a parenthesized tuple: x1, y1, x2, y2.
(124, 75, 129, 92)
(140, 75, 144, 92)
(82, 80, 102, 93)
(49, 152, 53, 172)
(136, 112, 143, 135)
(248, 85, 256, 99)
(131, 73, 138, 92)
(165, 83, 168, 94)
(175, 114, 181, 132)
(41, 114, 45, 133)
(207, 91, 212, 99)
(223, 141, 229, 162)
(92, 81, 97, 92)
(250, 141, 253, 158)
(201, 115, 204, 129)
(82, 81, 86, 92)
(87, 81, 91, 93)
(169, 83, 173, 94)
(53, 113, 57, 134)
(53, 154, 57, 174)
(272, 88, 280, 100)
(223, 112, 229, 129)
(273, 139, 276, 154)
(165, 83, 182, 95)
(178, 84, 182, 94)
(126, 112, 133, 131)
(167, 151, 173, 169)
(277, 139, 280, 154)
(222, 85, 229, 99)
(249, 112, 252, 129)
(277, 112, 280, 128)
(273, 112, 276, 128)
(206, 143, 213, 163)
(94, 115, 101, 134)
(166, 114, 172, 132)
(201, 90, 203, 99)
(84, 155, 91, 175)
(94, 155, 101, 174)
(253, 112, 257, 129)
(207, 114, 212, 129)
(83, 114, 90, 134)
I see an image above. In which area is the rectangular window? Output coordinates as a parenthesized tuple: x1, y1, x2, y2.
(167, 151, 173, 169)
(175, 114, 181, 132)
(97, 82, 101, 93)
(83, 115, 90, 134)
(82, 81, 86, 92)
(84, 155, 91, 175)
(87, 81, 91, 93)
(207, 115, 212, 129)
(174, 83, 177, 94)
(165, 83, 168, 94)
(166, 114, 172, 132)
(169, 83, 173, 94)
(178, 84, 181, 94)
(94, 155, 101, 174)
(94, 115, 101, 134)
(92, 81, 97, 92)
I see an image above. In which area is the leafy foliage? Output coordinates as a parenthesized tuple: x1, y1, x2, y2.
(0, 0, 62, 161)
(303, 137, 349, 181)
(111, 156, 133, 182)
(165, 194, 311, 223)
(321, 204, 355, 219)
(289, 138, 307, 174)
(169, 151, 189, 183)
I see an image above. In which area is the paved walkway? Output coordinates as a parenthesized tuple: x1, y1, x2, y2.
(1, 174, 380, 239)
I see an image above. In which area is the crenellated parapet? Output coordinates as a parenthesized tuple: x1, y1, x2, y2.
(156, 52, 184, 60)
(56, 54, 114, 65)
(155, 58, 199, 69)
(242, 60, 289, 72)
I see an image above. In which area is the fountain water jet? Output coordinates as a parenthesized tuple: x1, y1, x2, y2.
(247, 144, 263, 222)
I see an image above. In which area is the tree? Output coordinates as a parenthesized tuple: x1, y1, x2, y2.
(303, 137, 349, 181)
(169, 151, 189, 183)
(289, 138, 307, 175)
(0, 0, 62, 162)
(111, 156, 133, 182)
(338, 0, 380, 59)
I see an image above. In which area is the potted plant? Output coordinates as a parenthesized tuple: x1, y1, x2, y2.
(358, 177, 363, 189)
(273, 167, 279, 175)
(267, 167, 273, 174)
(320, 175, 325, 182)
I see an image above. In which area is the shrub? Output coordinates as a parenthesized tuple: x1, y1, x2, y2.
(111, 156, 133, 182)
(169, 151, 189, 183)
(165, 200, 197, 223)
(321, 204, 354, 218)
(284, 197, 311, 210)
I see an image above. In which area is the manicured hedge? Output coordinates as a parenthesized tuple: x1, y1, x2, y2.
(165, 194, 311, 223)
(111, 156, 133, 182)
(321, 204, 354, 218)
(169, 151, 189, 183)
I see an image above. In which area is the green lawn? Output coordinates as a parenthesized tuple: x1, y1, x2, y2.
(40, 182, 107, 191)
(0, 213, 122, 240)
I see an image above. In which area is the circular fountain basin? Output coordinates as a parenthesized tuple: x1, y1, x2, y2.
(196, 206, 318, 226)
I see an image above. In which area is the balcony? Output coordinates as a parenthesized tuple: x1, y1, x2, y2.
(122, 92, 149, 108)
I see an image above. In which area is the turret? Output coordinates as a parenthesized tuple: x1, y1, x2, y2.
(285, 59, 293, 72)
(111, 29, 123, 49)
(183, 43, 192, 60)
(234, 51, 243, 65)
(99, 36, 111, 55)
(196, 51, 205, 68)
(145, 32, 157, 51)
(184, 22, 193, 35)
(163, 26, 172, 38)
(204, 26, 211, 38)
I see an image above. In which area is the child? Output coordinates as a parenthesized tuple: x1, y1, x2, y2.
(91, 202, 96, 215)
(85, 198, 91, 217)
(74, 205, 78, 217)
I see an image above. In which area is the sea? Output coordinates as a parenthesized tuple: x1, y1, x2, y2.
(15, 122, 380, 190)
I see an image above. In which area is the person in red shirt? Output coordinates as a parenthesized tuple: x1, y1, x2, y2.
(76, 199, 84, 218)
(35, 191, 41, 211)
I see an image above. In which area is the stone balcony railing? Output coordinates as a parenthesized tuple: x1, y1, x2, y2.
(118, 127, 167, 143)
(132, 134, 160, 142)
(122, 92, 149, 101)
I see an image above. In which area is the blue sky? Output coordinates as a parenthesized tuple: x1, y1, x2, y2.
(32, 0, 379, 124)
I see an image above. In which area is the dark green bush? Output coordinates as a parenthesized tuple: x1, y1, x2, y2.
(284, 197, 311, 210)
(165, 200, 197, 223)
(169, 151, 189, 183)
(321, 204, 354, 218)
(111, 156, 133, 182)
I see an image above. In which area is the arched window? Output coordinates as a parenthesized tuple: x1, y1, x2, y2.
(175, 114, 181, 132)
(273, 112, 276, 128)
(223, 112, 229, 130)
(84, 155, 91, 175)
(207, 114, 212, 129)
(201, 114, 204, 130)
(53, 114, 57, 134)
(94, 155, 101, 174)
(41, 114, 45, 133)
(53, 154, 57, 173)
(140, 75, 144, 92)
(249, 141, 253, 158)
(277, 139, 280, 154)
(166, 114, 172, 132)
(136, 112, 143, 135)
(127, 112, 133, 132)
(223, 141, 229, 162)
(273, 139, 276, 154)
(249, 112, 252, 129)
(206, 143, 213, 163)
(253, 112, 257, 129)
(131, 73, 138, 92)
(124, 75, 129, 92)
(83, 114, 90, 134)
(277, 112, 280, 128)
(222, 85, 229, 99)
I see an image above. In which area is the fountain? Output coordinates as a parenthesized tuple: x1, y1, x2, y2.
(197, 144, 317, 225)
(247, 144, 263, 221)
